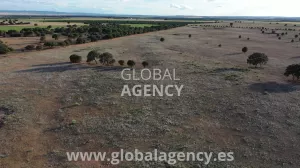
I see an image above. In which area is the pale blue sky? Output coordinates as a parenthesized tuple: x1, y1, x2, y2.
(1, 0, 299, 16)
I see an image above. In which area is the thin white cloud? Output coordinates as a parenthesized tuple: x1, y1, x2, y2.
(170, 4, 193, 10)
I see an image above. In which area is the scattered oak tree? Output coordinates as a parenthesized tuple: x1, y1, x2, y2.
(127, 60, 135, 68)
(284, 64, 300, 80)
(86, 50, 100, 64)
(247, 53, 268, 68)
(99, 52, 114, 65)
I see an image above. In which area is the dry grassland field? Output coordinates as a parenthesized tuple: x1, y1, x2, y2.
(0, 20, 300, 168)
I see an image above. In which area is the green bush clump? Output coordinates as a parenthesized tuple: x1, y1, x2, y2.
(70, 54, 82, 63)
(99, 52, 114, 65)
(0, 43, 12, 54)
(247, 53, 268, 68)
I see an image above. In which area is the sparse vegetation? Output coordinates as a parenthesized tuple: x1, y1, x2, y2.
(247, 53, 268, 67)
(160, 37, 165, 42)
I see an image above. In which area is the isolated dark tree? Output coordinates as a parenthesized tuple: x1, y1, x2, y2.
(247, 53, 268, 68)
(142, 61, 149, 68)
(230, 23, 233, 27)
(218, 44, 222, 47)
(281, 32, 284, 36)
(247, 38, 250, 40)
(242, 47, 248, 54)
(284, 64, 300, 80)
(127, 60, 136, 68)
(262, 31, 265, 34)
(34, 23, 38, 26)
(189, 34, 191, 38)
(25, 45, 35, 50)
(291, 39, 294, 43)
(239, 35, 241, 38)
(160, 37, 165, 42)
(295, 35, 299, 38)
(52, 34, 59, 40)
(118, 60, 125, 66)
(87, 50, 100, 64)
(278, 37, 281, 40)
(70, 54, 82, 63)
